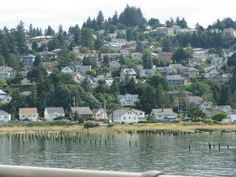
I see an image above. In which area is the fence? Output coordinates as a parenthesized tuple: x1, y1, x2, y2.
(0, 165, 187, 177)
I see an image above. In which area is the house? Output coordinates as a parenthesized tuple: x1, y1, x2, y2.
(61, 66, 74, 74)
(22, 54, 35, 68)
(230, 109, 236, 123)
(223, 28, 236, 38)
(19, 108, 38, 121)
(101, 53, 121, 61)
(151, 108, 177, 122)
(167, 25, 182, 35)
(118, 94, 140, 107)
(75, 65, 92, 75)
(0, 66, 15, 80)
(44, 107, 65, 121)
(71, 107, 93, 120)
(0, 89, 11, 105)
(112, 109, 145, 124)
(0, 110, 11, 122)
(185, 67, 200, 78)
(109, 61, 121, 69)
(120, 69, 137, 79)
(21, 78, 34, 86)
(139, 67, 156, 78)
(131, 52, 143, 61)
(92, 108, 108, 121)
(42, 61, 58, 75)
(166, 75, 185, 86)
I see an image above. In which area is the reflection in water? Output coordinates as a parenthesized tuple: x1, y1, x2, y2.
(0, 132, 235, 177)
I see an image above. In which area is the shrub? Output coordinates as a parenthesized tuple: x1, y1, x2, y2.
(83, 121, 99, 128)
(204, 118, 214, 124)
(211, 112, 227, 122)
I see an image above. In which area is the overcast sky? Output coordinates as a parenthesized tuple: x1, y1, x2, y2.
(1, 0, 236, 30)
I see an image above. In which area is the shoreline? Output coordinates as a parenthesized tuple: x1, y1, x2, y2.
(0, 123, 236, 134)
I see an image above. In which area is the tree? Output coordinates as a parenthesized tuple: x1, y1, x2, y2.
(172, 47, 193, 64)
(45, 25, 55, 35)
(148, 18, 161, 29)
(142, 50, 153, 69)
(119, 5, 145, 27)
(96, 11, 105, 30)
(81, 27, 94, 49)
(15, 21, 28, 54)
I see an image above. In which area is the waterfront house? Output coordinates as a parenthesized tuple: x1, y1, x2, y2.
(112, 108, 145, 124)
(71, 107, 93, 120)
(118, 94, 140, 107)
(0, 66, 15, 80)
(230, 109, 236, 123)
(19, 108, 38, 121)
(92, 108, 108, 121)
(44, 107, 65, 121)
(151, 108, 177, 122)
(0, 110, 11, 122)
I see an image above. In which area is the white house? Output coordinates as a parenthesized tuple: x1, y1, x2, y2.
(61, 66, 74, 73)
(230, 110, 236, 123)
(0, 66, 15, 80)
(112, 109, 145, 124)
(120, 69, 137, 79)
(118, 94, 140, 107)
(19, 108, 38, 121)
(0, 110, 11, 122)
(92, 108, 108, 121)
(44, 107, 65, 121)
(151, 108, 177, 122)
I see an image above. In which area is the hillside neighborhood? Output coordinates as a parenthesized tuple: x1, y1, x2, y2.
(1, 6, 236, 124)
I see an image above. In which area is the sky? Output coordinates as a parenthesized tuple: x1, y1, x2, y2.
(1, 0, 236, 31)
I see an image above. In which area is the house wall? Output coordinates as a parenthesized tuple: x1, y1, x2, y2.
(19, 114, 38, 121)
(44, 111, 65, 121)
(113, 112, 139, 124)
(0, 114, 11, 122)
(231, 115, 236, 123)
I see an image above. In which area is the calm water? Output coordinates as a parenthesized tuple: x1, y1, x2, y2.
(0, 132, 235, 177)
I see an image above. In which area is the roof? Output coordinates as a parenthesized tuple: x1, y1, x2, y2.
(92, 108, 105, 114)
(121, 69, 137, 75)
(0, 89, 7, 95)
(71, 107, 93, 115)
(45, 107, 65, 115)
(166, 75, 184, 80)
(0, 110, 10, 115)
(113, 109, 128, 117)
(19, 108, 38, 115)
(113, 109, 144, 117)
(0, 66, 14, 72)
(152, 108, 176, 116)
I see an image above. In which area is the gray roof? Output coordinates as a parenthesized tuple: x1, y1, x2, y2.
(113, 109, 128, 117)
(71, 107, 93, 115)
(166, 75, 184, 80)
(0, 66, 14, 72)
(187, 96, 203, 105)
(45, 107, 65, 115)
(152, 108, 176, 116)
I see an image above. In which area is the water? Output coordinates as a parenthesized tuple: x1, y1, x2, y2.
(0, 132, 235, 177)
